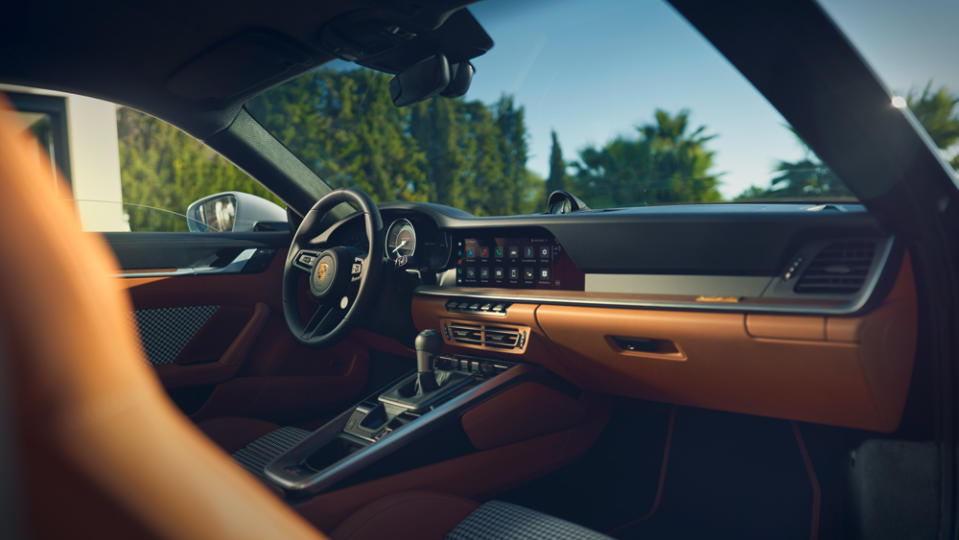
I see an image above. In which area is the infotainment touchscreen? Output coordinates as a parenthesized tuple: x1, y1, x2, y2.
(453, 234, 583, 290)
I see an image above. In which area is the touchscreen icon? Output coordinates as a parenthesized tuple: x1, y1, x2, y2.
(539, 246, 550, 259)
(494, 247, 504, 258)
(508, 246, 520, 259)
(523, 246, 535, 259)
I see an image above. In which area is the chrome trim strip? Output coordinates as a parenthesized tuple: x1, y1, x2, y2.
(585, 273, 771, 297)
(265, 364, 533, 493)
(116, 248, 258, 278)
(416, 239, 896, 316)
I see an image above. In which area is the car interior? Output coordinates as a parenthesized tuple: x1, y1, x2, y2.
(1, 0, 958, 539)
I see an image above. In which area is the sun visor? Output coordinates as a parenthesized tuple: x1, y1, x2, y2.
(166, 30, 316, 105)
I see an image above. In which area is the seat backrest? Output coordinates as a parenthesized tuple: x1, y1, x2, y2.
(0, 95, 326, 539)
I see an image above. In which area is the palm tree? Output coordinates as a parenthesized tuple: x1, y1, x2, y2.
(572, 109, 722, 207)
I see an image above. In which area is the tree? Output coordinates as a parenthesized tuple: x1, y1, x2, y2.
(572, 109, 722, 207)
(546, 130, 570, 195)
(247, 69, 546, 216)
(907, 83, 959, 170)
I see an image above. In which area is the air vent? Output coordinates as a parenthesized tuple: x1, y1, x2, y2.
(443, 321, 527, 351)
(446, 322, 483, 345)
(484, 326, 522, 349)
(794, 241, 876, 294)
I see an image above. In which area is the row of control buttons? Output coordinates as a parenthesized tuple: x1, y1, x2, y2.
(435, 355, 510, 376)
(459, 266, 550, 282)
(783, 256, 805, 280)
(445, 299, 511, 314)
(462, 244, 551, 261)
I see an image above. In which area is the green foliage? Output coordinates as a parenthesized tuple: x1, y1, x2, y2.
(248, 70, 543, 216)
(116, 107, 283, 231)
(908, 83, 959, 150)
(571, 109, 723, 207)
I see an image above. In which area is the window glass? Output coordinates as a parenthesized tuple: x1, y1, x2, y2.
(248, 0, 856, 215)
(115, 106, 282, 232)
(4, 86, 283, 232)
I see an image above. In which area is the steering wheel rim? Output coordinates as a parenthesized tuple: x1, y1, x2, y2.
(282, 188, 384, 347)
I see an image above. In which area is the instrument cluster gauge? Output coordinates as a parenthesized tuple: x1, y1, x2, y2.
(385, 218, 417, 261)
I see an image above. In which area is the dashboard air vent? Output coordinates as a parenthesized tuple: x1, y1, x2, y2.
(484, 326, 522, 349)
(794, 241, 876, 294)
(446, 322, 483, 345)
(443, 321, 527, 351)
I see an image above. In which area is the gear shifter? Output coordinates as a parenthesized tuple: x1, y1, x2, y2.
(415, 329, 442, 392)
(378, 328, 470, 412)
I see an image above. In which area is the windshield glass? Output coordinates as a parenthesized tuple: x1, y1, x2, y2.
(249, 0, 863, 215)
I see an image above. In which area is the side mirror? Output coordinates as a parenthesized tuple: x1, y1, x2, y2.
(186, 192, 288, 232)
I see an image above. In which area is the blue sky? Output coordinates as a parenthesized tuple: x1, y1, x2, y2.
(466, 0, 959, 200)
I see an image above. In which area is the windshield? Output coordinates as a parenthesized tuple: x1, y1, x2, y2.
(248, 0, 932, 215)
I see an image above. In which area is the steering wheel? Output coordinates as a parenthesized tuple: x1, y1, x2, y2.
(282, 188, 384, 347)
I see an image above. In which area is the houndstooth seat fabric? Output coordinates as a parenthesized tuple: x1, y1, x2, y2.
(231, 427, 312, 481)
(447, 501, 613, 540)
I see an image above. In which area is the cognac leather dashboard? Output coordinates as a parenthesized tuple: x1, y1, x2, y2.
(412, 256, 917, 433)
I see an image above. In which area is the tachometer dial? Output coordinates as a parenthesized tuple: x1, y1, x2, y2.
(385, 218, 417, 260)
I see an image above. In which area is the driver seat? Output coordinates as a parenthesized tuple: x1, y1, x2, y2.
(0, 96, 613, 539)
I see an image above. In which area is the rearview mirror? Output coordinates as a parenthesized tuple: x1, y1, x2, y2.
(389, 54, 451, 107)
(186, 192, 287, 232)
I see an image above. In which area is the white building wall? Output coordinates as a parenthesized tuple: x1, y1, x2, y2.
(64, 94, 129, 231)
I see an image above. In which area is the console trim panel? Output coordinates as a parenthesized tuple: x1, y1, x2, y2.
(265, 363, 535, 494)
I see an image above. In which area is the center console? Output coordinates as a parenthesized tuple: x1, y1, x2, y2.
(264, 329, 521, 494)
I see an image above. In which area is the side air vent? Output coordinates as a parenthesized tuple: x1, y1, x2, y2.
(794, 241, 877, 294)
(443, 320, 528, 352)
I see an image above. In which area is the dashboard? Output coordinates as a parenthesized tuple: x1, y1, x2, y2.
(324, 201, 901, 315)
(324, 201, 916, 433)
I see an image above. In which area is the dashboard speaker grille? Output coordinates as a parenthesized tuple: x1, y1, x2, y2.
(795, 241, 876, 294)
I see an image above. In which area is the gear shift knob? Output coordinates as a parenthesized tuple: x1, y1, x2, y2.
(415, 329, 443, 373)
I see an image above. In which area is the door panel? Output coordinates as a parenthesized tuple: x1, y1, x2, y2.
(104, 231, 290, 270)
(107, 232, 374, 425)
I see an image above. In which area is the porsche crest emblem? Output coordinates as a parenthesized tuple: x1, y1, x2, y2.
(316, 262, 329, 282)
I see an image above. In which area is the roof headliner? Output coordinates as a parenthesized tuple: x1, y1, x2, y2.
(0, 0, 464, 136)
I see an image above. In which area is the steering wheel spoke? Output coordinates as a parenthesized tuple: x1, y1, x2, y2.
(302, 303, 337, 339)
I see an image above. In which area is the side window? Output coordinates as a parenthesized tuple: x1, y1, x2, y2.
(115, 107, 286, 232)
(2, 86, 285, 232)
